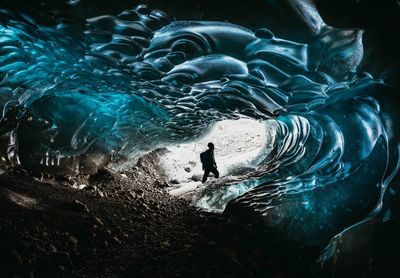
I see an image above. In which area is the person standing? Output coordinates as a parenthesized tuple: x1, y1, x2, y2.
(200, 142, 219, 183)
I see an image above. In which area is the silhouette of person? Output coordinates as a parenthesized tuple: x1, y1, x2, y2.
(200, 142, 219, 183)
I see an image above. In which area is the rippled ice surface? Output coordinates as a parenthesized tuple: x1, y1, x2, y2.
(0, 3, 399, 258)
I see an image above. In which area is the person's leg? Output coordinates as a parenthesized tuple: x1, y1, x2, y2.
(211, 167, 219, 178)
(202, 168, 211, 183)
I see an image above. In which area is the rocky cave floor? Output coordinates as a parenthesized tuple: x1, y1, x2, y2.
(0, 151, 291, 278)
(0, 151, 397, 277)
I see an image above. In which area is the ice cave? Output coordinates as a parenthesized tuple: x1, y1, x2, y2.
(0, 0, 399, 277)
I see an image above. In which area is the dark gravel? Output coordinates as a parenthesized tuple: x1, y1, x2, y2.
(0, 151, 293, 278)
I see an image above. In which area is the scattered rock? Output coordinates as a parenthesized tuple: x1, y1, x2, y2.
(184, 167, 191, 173)
(49, 244, 58, 253)
(94, 217, 104, 226)
(89, 169, 116, 185)
(122, 232, 129, 239)
(57, 265, 66, 271)
(68, 235, 78, 246)
(154, 180, 169, 188)
(62, 200, 89, 213)
(134, 188, 144, 195)
(191, 175, 201, 182)
(0, 146, 294, 277)
(84, 185, 97, 191)
(161, 240, 170, 247)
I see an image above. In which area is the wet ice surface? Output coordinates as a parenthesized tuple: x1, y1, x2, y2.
(0, 2, 399, 259)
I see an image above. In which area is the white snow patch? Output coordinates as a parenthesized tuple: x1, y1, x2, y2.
(160, 118, 273, 197)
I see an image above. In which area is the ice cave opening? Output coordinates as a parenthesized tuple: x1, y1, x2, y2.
(159, 118, 275, 198)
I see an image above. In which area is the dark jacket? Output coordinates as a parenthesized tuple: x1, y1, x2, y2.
(200, 149, 216, 170)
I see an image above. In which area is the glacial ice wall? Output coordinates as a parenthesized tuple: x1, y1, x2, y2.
(0, 2, 399, 257)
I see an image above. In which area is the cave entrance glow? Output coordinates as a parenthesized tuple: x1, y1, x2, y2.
(160, 118, 274, 198)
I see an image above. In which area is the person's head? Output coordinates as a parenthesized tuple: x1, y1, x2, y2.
(208, 142, 214, 150)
